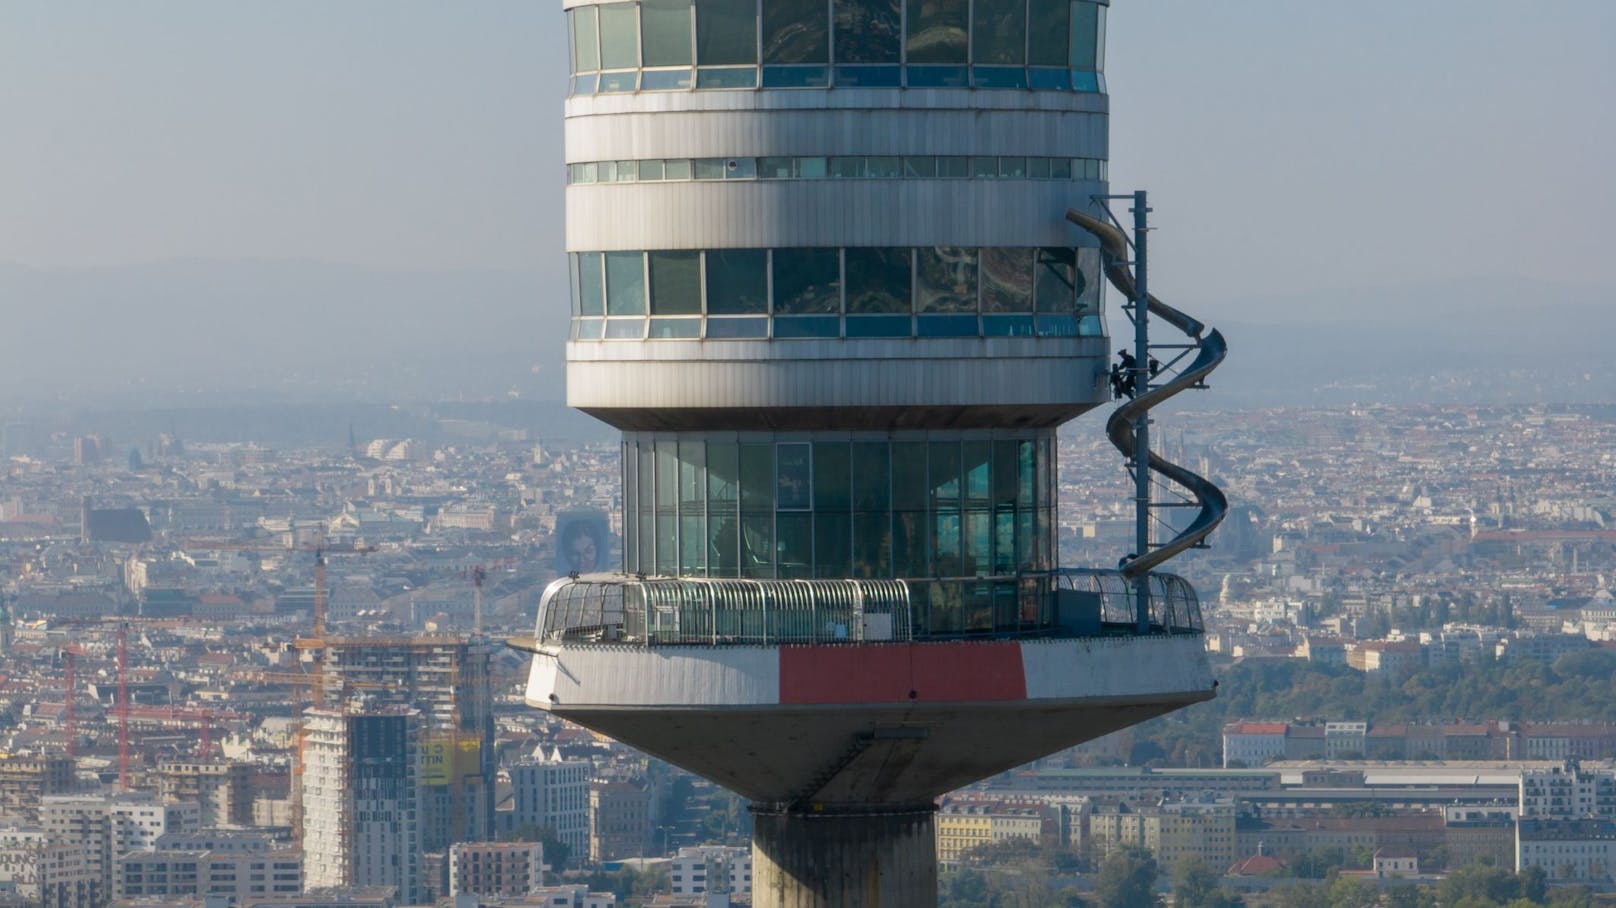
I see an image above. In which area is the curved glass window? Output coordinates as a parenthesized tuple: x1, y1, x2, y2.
(622, 434, 1055, 591)
(906, 0, 966, 64)
(562, 155, 1105, 184)
(916, 247, 977, 313)
(568, 0, 1108, 93)
(971, 0, 1025, 65)
(772, 248, 840, 314)
(763, 0, 829, 63)
(569, 245, 1102, 339)
(694, 0, 755, 64)
(835, 0, 901, 63)
(705, 249, 769, 314)
(641, 0, 694, 66)
(605, 251, 646, 315)
(571, 7, 601, 73)
(845, 248, 912, 314)
(598, 3, 641, 70)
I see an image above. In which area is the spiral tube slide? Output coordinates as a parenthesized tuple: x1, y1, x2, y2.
(1066, 209, 1229, 579)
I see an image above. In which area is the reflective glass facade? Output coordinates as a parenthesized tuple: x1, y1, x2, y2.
(620, 432, 1056, 632)
(569, 154, 1106, 184)
(567, 0, 1106, 94)
(571, 245, 1103, 340)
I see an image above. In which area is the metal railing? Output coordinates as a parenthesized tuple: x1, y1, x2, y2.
(531, 570, 1201, 647)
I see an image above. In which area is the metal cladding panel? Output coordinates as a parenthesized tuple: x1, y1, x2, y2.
(1020, 635, 1215, 701)
(564, 107, 1106, 161)
(778, 642, 1027, 705)
(526, 646, 781, 708)
(568, 180, 1106, 250)
(565, 351, 1108, 415)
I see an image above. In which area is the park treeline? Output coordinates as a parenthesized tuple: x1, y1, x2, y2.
(1098, 649, 1616, 768)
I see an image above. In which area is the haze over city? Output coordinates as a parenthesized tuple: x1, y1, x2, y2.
(4, 3, 1616, 907)
(3, 1, 1613, 412)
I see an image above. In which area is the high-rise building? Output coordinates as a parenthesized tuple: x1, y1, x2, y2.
(448, 841, 546, 898)
(320, 636, 496, 849)
(301, 707, 423, 904)
(41, 792, 199, 897)
(154, 760, 255, 828)
(0, 755, 76, 821)
(509, 749, 591, 861)
(587, 781, 651, 864)
(520, 0, 1226, 902)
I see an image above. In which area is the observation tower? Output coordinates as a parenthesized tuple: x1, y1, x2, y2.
(517, 0, 1228, 903)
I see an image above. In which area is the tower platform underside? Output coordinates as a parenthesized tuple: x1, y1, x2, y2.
(524, 632, 1212, 806)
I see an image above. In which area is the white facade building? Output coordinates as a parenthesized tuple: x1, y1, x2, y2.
(669, 845, 751, 900)
(301, 706, 423, 904)
(509, 749, 591, 861)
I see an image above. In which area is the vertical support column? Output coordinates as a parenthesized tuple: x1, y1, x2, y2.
(751, 805, 938, 908)
(1132, 190, 1153, 633)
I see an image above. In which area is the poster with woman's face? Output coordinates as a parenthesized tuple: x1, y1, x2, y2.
(556, 511, 610, 575)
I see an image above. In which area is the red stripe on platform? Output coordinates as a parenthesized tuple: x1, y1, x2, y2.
(778, 642, 1026, 705)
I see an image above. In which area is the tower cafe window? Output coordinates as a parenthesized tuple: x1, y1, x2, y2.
(568, 0, 1108, 93)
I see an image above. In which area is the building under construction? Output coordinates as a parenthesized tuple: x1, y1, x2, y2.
(318, 636, 497, 851)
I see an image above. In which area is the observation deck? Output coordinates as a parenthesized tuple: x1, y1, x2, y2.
(517, 570, 1214, 807)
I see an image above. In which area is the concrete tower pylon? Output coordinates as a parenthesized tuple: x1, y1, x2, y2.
(517, 1, 1223, 903)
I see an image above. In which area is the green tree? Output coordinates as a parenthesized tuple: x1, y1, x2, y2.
(1170, 856, 1240, 908)
(1438, 861, 1521, 906)
(1093, 846, 1160, 908)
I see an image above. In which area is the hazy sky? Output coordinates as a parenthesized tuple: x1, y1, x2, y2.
(3, 1, 1613, 313)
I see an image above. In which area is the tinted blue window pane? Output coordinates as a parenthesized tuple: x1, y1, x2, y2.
(1071, 70, 1100, 92)
(705, 316, 769, 337)
(1049, 157, 1072, 179)
(813, 443, 852, 510)
(772, 248, 841, 314)
(598, 71, 639, 92)
(905, 65, 968, 87)
(762, 0, 829, 63)
(918, 314, 979, 336)
(1070, 1, 1099, 70)
(835, 0, 900, 63)
(606, 252, 646, 315)
(835, 65, 901, 86)
(916, 246, 977, 312)
(973, 65, 1027, 88)
(696, 0, 757, 64)
(814, 512, 852, 579)
(1026, 157, 1051, 179)
(972, 156, 998, 178)
(759, 157, 794, 178)
(777, 513, 812, 578)
(575, 318, 605, 339)
(1027, 67, 1069, 90)
(846, 315, 911, 337)
(829, 157, 866, 178)
(1026, 0, 1069, 65)
(867, 156, 900, 178)
(773, 315, 841, 337)
(706, 249, 769, 314)
(641, 69, 694, 90)
(1034, 314, 1077, 336)
(696, 66, 758, 88)
(998, 156, 1027, 178)
(937, 156, 970, 178)
(972, 0, 1025, 64)
(642, 0, 694, 66)
(1078, 313, 1104, 336)
(572, 7, 601, 72)
(693, 158, 726, 179)
(572, 73, 599, 95)
(981, 314, 1033, 336)
(638, 159, 666, 180)
(605, 318, 647, 338)
(906, 0, 967, 63)
(762, 65, 830, 87)
(650, 317, 702, 338)
(853, 442, 892, 510)
(577, 252, 605, 316)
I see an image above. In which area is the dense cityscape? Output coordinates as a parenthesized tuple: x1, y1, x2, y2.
(0, 401, 1610, 905)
